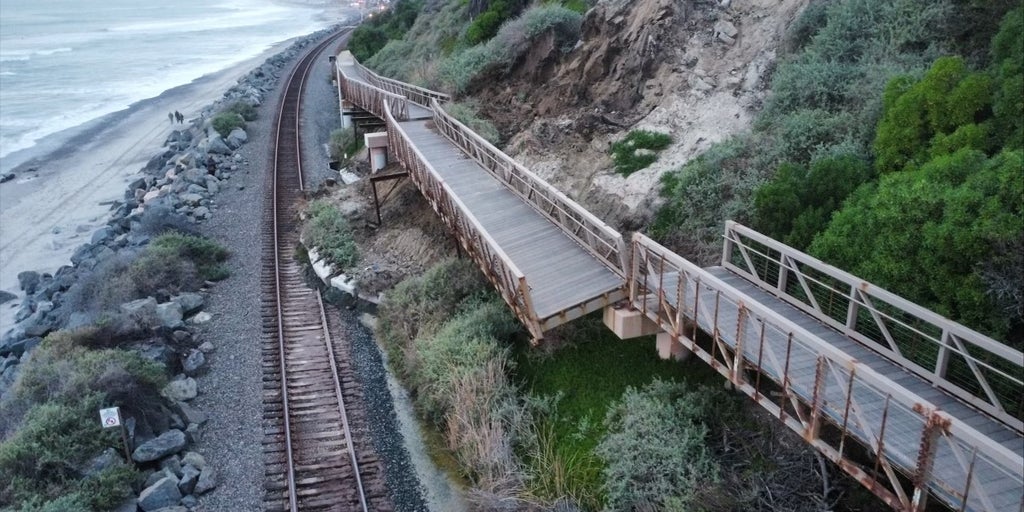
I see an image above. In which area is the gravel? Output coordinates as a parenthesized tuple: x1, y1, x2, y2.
(189, 29, 429, 511)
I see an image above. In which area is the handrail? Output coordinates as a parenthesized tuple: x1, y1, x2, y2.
(381, 100, 543, 340)
(429, 98, 629, 275)
(338, 67, 409, 121)
(354, 60, 450, 107)
(632, 233, 1023, 512)
(721, 221, 1024, 431)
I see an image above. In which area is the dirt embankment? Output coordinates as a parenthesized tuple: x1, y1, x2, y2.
(474, 0, 809, 231)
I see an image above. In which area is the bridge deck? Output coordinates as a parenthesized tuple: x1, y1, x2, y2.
(400, 120, 623, 319)
(338, 63, 433, 119)
(642, 265, 1022, 510)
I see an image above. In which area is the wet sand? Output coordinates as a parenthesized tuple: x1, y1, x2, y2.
(0, 40, 297, 331)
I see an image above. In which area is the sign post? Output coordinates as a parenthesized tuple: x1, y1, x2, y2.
(99, 407, 132, 464)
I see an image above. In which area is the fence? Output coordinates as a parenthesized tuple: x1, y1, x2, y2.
(630, 232, 1023, 512)
(430, 98, 628, 274)
(721, 221, 1024, 431)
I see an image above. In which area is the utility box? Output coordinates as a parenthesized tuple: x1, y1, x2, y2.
(603, 305, 661, 340)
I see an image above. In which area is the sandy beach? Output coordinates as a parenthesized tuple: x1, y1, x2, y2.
(0, 39, 300, 332)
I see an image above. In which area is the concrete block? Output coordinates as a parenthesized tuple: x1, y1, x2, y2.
(330, 274, 357, 297)
(603, 306, 660, 339)
(364, 132, 388, 149)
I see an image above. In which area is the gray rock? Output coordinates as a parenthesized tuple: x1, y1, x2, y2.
(189, 311, 212, 324)
(181, 451, 207, 471)
(175, 400, 208, 426)
(155, 301, 184, 329)
(204, 177, 220, 195)
(67, 312, 92, 330)
(172, 293, 204, 316)
(132, 429, 187, 463)
(206, 135, 232, 155)
(194, 466, 217, 494)
(192, 206, 211, 219)
(112, 497, 138, 512)
(5, 336, 41, 358)
(0, 290, 15, 305)
(177, 464, 201, 494)
(0, 172, 14, 183)
(180, 495, 198, 508)
(226, 127, 248, 148)
(162, 377, 198, 401)
(17, 271, 40, 294)
(91, 226, 115, 245)
(121, 297, 159, 327)
(14, 299, 34, 322)
(181, 349, 205, 376)
(714, 20, 738, 38)
(0, 355, 17, 373)
(138, 476, 182, 512)
(197, 341, 215, 353)
(143, 468, 177, 491)
(0, 325, 26, 351)
(160, 455, 183, 477)
(20, 309, 55, 338)
(185, 183, 207, 195)
(184, 423, 202, 444)
(179, 193, 203, 206)
(179, 168, 206, 185)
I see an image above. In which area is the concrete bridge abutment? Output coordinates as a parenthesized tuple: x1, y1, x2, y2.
(602, 305, 692, 362)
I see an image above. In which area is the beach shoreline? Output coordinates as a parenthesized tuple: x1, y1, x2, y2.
(0, 31, 328, 331)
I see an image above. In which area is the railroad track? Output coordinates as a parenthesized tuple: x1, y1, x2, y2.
(260, 29, 392, 512)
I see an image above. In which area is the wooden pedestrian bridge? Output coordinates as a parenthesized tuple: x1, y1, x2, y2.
(332, 51, 1023, 512)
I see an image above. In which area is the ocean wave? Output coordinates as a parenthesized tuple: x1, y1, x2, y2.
(35, 47, 73, 56)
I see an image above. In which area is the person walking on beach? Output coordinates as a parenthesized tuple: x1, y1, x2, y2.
(175, 111, 184, 124)
(168, 112, 174, 124)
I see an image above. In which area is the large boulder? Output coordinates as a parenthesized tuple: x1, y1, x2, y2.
(121, 297, 159, 327)
(17, 271, 40, 295)
(155, 302, 184, 329)
(0, 290, 15, 305)
(132, 429, 187, 463)
(225, 128, 247, 149)
(179, 193, 203, 207)
(181, 349, 205, 376)
(177, 464, 201, 494)
(206, 135, 232, 156)
(138, 476, 182, 512)
(194, 466, 217, 494)
(162, 377, 197, 402)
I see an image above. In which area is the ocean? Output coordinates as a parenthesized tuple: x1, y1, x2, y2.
(0, 0, 351, 171)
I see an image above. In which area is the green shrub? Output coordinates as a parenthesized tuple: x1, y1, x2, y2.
(329, 128, 362, 163)
(226, 101, 257, 121)
(349, 0, 423, 61)
(440, 5, 582, 93)
(302, 200, 359, 270)
(443, 101, 500, 145)
(596, 379, 721, 511)
(0, 395, 127, 508)
(609, 129, 672, 176)
(211, 112, 245, 138)
(150, 232, 230, 282)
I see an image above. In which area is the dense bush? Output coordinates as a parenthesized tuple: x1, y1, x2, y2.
(609, 129, 672, 176)
(0, 395, 137, 510)
(464, 0, 528, 45)
(226, 101, 257, 121)
(328, 128, 362, 163)
(211, 112, 245, 138)
(443, 101, 500, 145)
(596, 379, 721, 510)
(440, 5, 582, 93)
(302, 200, 359, 270)
(349, 0, 423, 61)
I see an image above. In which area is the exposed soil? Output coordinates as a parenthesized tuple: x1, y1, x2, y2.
(473, 0, 810, 230)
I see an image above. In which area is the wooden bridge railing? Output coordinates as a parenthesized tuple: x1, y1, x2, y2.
(722, 221, 1024, 432)
(354, 61, 450, 108)
(631, 232, 1023, 512)
(382, 100, 544, 340)
(429, 98, 628, 275)
(338, 67, 410, 121)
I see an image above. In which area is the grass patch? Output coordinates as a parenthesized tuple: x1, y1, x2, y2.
(226, 101, 257, 121)
(302, 200, 359, 270)
(609, 129, 672, 176)
(512, 314, 720, 503)
(442, 101, 500, 145)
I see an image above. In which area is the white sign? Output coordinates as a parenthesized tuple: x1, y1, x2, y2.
(99, 407, 121, 429)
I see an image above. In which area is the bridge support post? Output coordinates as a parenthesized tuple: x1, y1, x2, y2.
(341, 100, 355, 129)
(656, 332, 693, 362)
(603, 305, 659, 339)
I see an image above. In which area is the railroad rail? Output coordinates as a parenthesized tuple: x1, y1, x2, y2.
(260, 30, 391, 512)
